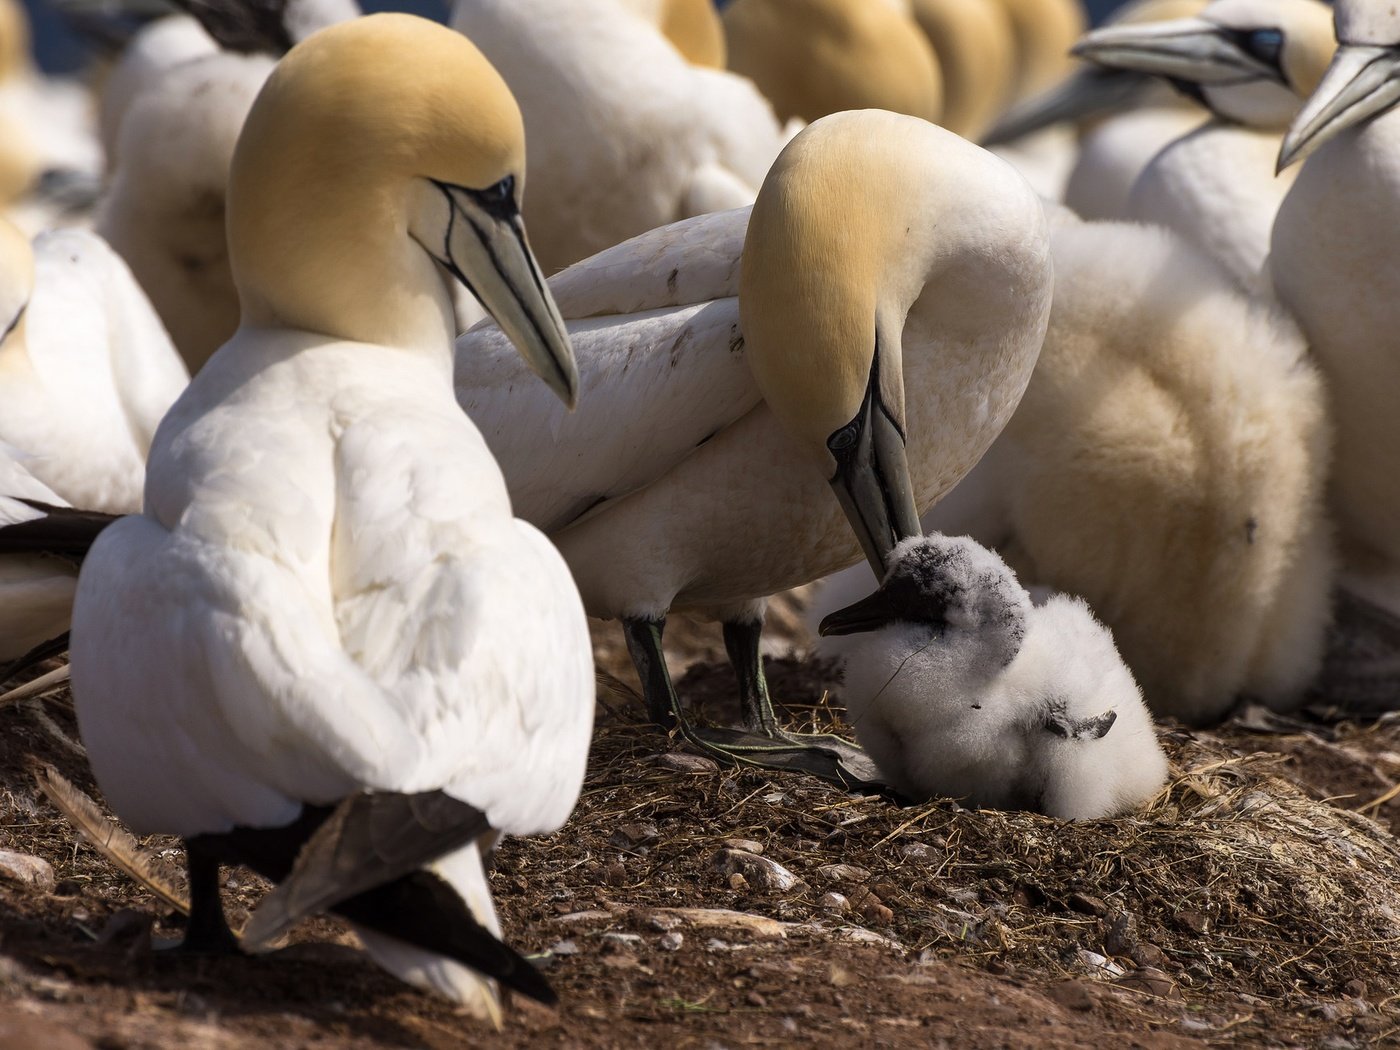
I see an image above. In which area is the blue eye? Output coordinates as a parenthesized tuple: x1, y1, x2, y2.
(485, 174, 515, 203)
(1246, 27, 1284, 67)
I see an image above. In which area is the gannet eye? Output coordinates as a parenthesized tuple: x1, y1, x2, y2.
(1243, 28, 1284, 68)
(482, 174, 515, 204)
(828, 423, 859, 451)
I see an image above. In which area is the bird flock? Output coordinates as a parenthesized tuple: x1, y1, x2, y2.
(0, 0, 1393, 1023)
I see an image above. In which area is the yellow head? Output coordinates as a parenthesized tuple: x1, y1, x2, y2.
(654, 0, 727, 68)
(0, 0, 31, 84)
(997, 0, 1087, 100)
(228, 14, 575, 401)
(910, 0, 1015, 138)
(723, 0, 942, 124)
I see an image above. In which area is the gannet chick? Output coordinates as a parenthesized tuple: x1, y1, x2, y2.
(722, 0, 943, 125)
(98, 16, 219, 164)
(1073, 0, 1334, 289)
(451, 0, 787, 273)
(616, 0, 726, 68)
(457, 110, 1052, 785)
(908, 0, 1015, 140)
(1272, 0, 1400, 702)
(0, 219, 188, 513)
(820, 535, 1167, 819)
(70, 14, 589, 1017)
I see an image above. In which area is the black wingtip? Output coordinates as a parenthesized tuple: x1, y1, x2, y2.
(0, 501, 120, 561)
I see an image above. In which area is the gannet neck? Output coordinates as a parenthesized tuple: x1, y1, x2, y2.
(740, 109, 1048, 474)
(0, 218, 32, 356)
(910, 0, 1016, 138)
(227, 14, 526, 355)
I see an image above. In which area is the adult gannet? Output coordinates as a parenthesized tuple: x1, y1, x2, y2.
(451, 0, 787, 274)
(70, 15, 590, 1016)
(820, 535, 1168, 818)
(1073, 0, 1334, 289)
(721, 0, 943, 125)
(457, 110, 1052, 783)
(815, 211, 1333, 725)
(1273, 0, 1400, 704)
(908, 0, 1015, 140)
(0, 218, 188, 513)
(616, 0, 726, 68)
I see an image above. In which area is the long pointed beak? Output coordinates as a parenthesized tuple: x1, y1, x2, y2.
(982, 65, 1156, 145)
(436, 181, 579, 408)
(1072, 18, 1279, 86)
(826, 356, 922, 580)
(1277, 44, 1400, 171)
(818, 584, 906, 637)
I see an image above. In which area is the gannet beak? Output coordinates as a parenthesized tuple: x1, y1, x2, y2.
(826, 353, 922, 580)
(1071, 18, 1282, 87)
(432, 177, 579, 408)
(982, 66, 1156, 145)
(1044, 707, 1118, 740)
(1277, 44, 1400, 171)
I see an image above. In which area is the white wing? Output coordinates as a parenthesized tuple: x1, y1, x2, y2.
(458, 297, 757, 532)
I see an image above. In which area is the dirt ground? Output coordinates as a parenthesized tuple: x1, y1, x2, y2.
(2, 607, 1400, 1049)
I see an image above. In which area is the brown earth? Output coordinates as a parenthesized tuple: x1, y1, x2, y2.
(0, 608, 1398, 1049)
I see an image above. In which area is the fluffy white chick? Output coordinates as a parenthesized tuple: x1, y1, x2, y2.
(821, 536, 1167, 819)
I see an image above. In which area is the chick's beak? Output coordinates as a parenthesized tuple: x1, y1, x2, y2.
(1277, 43, 1400, 171)
(434, 179, 579, 408)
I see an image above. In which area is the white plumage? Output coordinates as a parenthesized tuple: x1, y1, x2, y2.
(823, 535, 1167, 819)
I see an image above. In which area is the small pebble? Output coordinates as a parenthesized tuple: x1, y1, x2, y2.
(656, 752, 720, 773)
(728, 872, 750, 891)
(815, 863, 869, 884)
(714, 849, 800, 893)
(0, 850, 54, 892)
(1115, 966, 1182, 1000)
(1068, 893, 1107, 917)
(817, 892, 849, 913)
(548, 939, 580, 956)
(659, 931, 684, 951)
(723, 838, 764, 855)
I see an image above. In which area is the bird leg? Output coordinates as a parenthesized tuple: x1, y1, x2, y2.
(622, 616, 680, 729)
(177, 839, 240, 955)
(722, 618, 777, 735)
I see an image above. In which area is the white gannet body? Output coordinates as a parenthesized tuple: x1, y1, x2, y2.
(817, 212, 1332, 725)
(821, 535, 1167, 818)
(457, 111, 1051, 779)
(1074, 0, 1335, 289)
(450, 0, 786, 273)
(70, 15, 590, 1016)
(1272, 0, 1400, 703)
(0, 220, 188, 513)
(97, 50, 274, 371)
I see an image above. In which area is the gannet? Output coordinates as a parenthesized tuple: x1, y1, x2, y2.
(820, 535, 1168, 818)
(721, 0, 943, 125)
(70, 15, 590, 1016)
(815, 211, 1332, 725)
(0, 0, 101, 231)
(984, 0, 1208, 221)
(997, 0, 1086, 102)
(616, 0, 726, 68)
(457, 110, 1052, 784)
(1074, 0, 1334, 290)
(1273, 0, 1400, 705)
(0, 218, 188, 513)
(908, 0, 1015, 140)
(451, 0, 787, 274)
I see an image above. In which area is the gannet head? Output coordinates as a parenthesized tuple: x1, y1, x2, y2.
(983, 0, 1206, 146)
(0, 217, 31, 347)
(722, 0, 942, 124)
(743, 109, 1048, 575)
(227, 14, 577, 405)
(909, 0, 1016, 139)
(1277, 0, 1400, 170)
(997, 0, 1087, 101)
(1072, 0, 1334, 129)
(0, 0, 30, 84)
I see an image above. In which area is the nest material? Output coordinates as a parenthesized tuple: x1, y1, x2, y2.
(498, 677, 1400, 1008)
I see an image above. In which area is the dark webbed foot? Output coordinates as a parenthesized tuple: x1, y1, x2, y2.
(174, 840, 241, 955)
